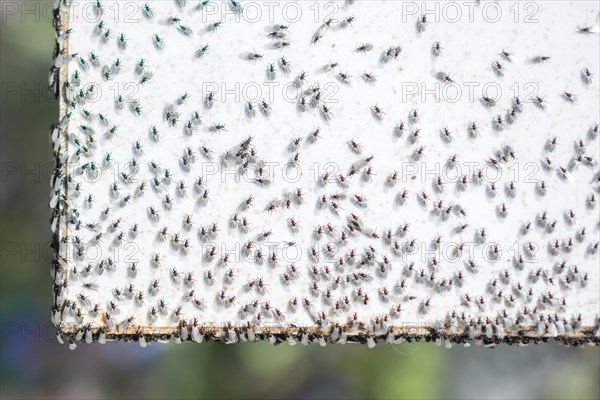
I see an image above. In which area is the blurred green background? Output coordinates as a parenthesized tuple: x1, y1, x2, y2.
(1, 2, 599, 399)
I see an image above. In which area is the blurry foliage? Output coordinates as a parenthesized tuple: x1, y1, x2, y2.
(0, 2, 598, 399)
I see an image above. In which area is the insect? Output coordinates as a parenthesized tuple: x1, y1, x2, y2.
(356, 43, 373, 53)
(381, 46, 402, 63)
(338, 72, 351, 84)
(578, 25, 599, 34)
(372, 104, 385, 120)
(433, 176, 444, 193)
(209, 20, 223, 32)
(493, 115, 504, 131)
(274, 40, 291, 49)
(557, 166, 569, 180)
(239, 102, 257, 119)
(324, 62, 339, 72)
(268, 30, 287, 39)
(588, 124, 598, 140)
(296, 96, 309, 112)
(196, 44, 210, 58)
(348, 139, 363, 154)
(503, 181, 517, 198)
(101, 29, 112, 44)
(416, 15, 428, 32)
(266, 63, 277, 80)
(564, 209, 576, 224)
(339, 16, 355, 29)
(492, 61, 505, 76)
(500, 49, 516, 62)
(229, 0, 242, 14)
(362, 72, 377, 83)
(498, 203, 508, 218)
(487, 182, 497, 198)
(542, 137, 558, 154)
(581, 68, 593, 84)
(353, 194, 368, 207)
(533, 96, 547, 109)
(587, 193, 597, 209)
(563, 91, 577, 103)
(279, 57, 291, 73)
(204, 91, 216, 108)
(153, 34, 165, 49)
(482, 96, 497, 107)
(211, 123, 227, 133)
(409, 109, 420, 123)
(533, 54, 551, 63)
(541, 156, 554, 171)
(436, 71, 454, 84)
(260, 100, 272, 116)
(468, 121, 480, 138)
(446, 154, 459, 170)
(111, 58, 123, 75)
(412, 146, 426, 161)
(432, 41, 442, 56)
(139, 71, 152, 85)
(441, 127, 453, 143)
(321, 104, 334, 120)
(309, 89, 323, 107)
(408, 128, 421, 144)
(306, 127, 321, 144)
(247, 52, 263, 61)
(362, 166, 374, 182)
(115, 33, 127, 49)
(165, 104, 180, 126)
(142, 3, 154, 19)
(420, 298, 431, 314)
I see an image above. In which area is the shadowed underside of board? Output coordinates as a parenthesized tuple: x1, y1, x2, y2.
(50, 0, 599, 348)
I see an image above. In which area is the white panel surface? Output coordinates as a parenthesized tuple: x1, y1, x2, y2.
(50, 0, 600, 347)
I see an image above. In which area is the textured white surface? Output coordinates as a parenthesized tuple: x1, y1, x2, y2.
(52, 0, 599, 342)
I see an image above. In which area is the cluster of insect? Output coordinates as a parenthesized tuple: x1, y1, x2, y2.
(49, 0, 599, 349)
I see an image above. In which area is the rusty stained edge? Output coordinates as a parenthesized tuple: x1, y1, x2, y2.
(50, 0, 72, 333)
(57, 5, 71, 267)
(56, 317, 599, 344)
(56, 324, 600, 347)
(58, 324, 598, 338)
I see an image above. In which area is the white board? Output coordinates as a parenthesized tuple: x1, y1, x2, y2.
(50, 0, 600, 348)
